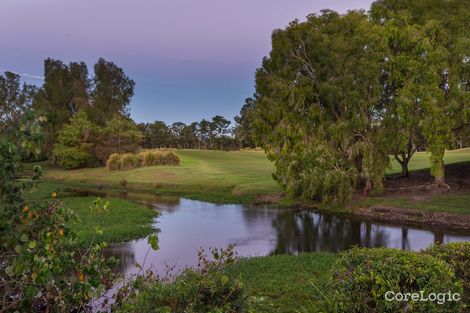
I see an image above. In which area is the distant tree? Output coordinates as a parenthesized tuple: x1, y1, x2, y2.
(90, 58, 135, 125)
(198, 119, 212, 149)
(211, 115, 231, 150)
(234, 97, 256, 148)
(0, 71, 37, 135)
(33, 59, 90, 156)
(95, 114, 142, 162)
(53, 110, 96, 169)
(171, 122, 186, 148)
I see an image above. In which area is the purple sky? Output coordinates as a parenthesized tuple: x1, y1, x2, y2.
(0, 0, 374, 124)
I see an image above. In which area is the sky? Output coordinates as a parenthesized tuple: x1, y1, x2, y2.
(0, 0, 374, 124)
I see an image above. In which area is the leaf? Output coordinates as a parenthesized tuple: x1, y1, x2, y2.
(29, 240, 37, 249)
(5, 265, 14, 277)
(148, 234, 159, 251)
(25, 286, 39, 300)
(20, 233, 29, 242)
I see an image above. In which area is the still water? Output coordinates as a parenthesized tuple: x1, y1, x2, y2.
(99, 194, 470, 278)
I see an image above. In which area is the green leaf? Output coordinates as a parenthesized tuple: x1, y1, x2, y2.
(29, 240, 37, 249)
(20, 233, 29, 242)
(25, 286, 39, 300)
(148, 234, 159, 251)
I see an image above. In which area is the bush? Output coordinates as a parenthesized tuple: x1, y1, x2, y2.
(106, 153, 122, 170)
(119, 153, 142, 170)
(107, 151, 180, 170)
(139, 150, 180, 166)
(114, 245, 245, 313)
(331, 247, 463, 313)
(163, 151, 180, 165)
(423, 242, 470, 302)
(53, 145, 92, 169)
(115, 269, 246, 313)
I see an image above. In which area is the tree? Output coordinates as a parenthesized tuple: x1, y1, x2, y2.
(234, 97, 256, 148)
(53, 110, 96, 169)
(371, 0, 470, 186)
(0, 71, 37, 135)
(33, 59, 90, 156)
(375, 19, 436, 177)
(96, 114, 142, 162)
(90, 58, 135, 125)
(211, 115, 231, 150)
(171, 121, 187, 148)
(253, 10, 388, 204)
(198, 119, 212, 149)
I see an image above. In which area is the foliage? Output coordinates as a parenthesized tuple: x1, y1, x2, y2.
(106, 150, 180, 170)
(423, 242, 470, 302)
(53, 110, 96, 169)
(331, 247, 463, 313)
(33, 58, 136, 157)
(0, 139, 116, 312)
(0, 71, 37, 135)
(119, 153, 143, 170)
(114, 245, 247, 313)
(234, 97, 256, 148)
(253, 10, 389, 205)
(33, 59, 90, 156)
(106, 153, 122, 170)
(94, 114, 142, 162)
(90, 58, 135, 125)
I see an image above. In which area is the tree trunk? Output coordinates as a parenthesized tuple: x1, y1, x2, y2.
(401, 162, 409, 178)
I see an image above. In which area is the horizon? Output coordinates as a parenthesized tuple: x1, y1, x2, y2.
(0, 0, 373, 124)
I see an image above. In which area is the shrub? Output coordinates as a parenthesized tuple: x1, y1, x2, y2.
(106, 153, 122, 170)
(331, 247, 463, 313)
(423, 242, 470, 302)
(119, 153, 142, 170)
(115, 269, 246, 313)
(107, 151, 180, 170)
(53, 145, 92, 169)
(114, 245, 245, 313)
(163, 151, 180, 165)
(140, 151, 160, 166)
(0, 141, 116, 312)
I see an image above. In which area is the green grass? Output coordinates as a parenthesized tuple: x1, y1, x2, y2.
(224, 253, 337, 313)
(33, 148, 470, 204)
(385, 148, 470, 174)
(25, 181, 158, 245)
(356, 194, 470, 215)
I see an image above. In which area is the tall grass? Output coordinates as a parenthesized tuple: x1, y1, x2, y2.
(106, 151, 180, 170)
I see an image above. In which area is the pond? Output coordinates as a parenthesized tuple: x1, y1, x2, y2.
(95, 193, 470, 278)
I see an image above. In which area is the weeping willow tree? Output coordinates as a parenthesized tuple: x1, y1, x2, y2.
(252, 10, 389, 205)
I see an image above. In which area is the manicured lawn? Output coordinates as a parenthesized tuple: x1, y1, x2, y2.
(224, 253, 337, 313)
(32, 148, 470, 204)
(25, 181, 158, 245)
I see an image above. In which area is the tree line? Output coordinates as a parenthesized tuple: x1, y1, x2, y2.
(1, 59, 256, 168)
(251, 0, 469, 205)
(138, 98, 255, 150)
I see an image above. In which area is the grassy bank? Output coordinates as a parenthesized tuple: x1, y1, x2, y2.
(25, 181, 158, 245)
(224, 253, 336, 312)
(36, 148, 470, 203)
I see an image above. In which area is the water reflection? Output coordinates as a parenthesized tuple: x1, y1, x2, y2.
(94, 196, 470, 278)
